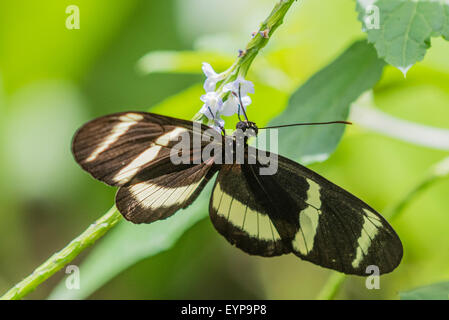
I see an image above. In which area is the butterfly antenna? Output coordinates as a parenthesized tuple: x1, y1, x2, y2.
(259, 120, 352, 129)
(237, 83, 249, 122)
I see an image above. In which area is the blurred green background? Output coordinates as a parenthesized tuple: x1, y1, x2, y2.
(0, 0, 448, 299)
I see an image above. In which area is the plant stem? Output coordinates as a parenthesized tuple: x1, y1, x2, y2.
(195, 0, 296, 120)
(316, 272, 346, 300)
(1, 0, 298, 300)
(237, 0, 295, 77)
(386, 156, 449, 221)
(316, 156, 449, 300)
(0, 207, 122, 300)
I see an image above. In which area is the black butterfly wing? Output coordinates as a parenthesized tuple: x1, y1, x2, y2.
(117, 161, 218, 224)
(209, 147, 403, 275)
(209, 163, 291, 257)
(72, 111, 215, 186)
(258, 155, 402, 275)
(72, 111, 220, 224)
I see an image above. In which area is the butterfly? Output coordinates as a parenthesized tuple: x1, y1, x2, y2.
(71, 111, 403, 276)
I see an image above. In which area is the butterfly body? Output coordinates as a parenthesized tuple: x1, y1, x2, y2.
(72, 111, 403, 275)
(235, 120, 258, 136)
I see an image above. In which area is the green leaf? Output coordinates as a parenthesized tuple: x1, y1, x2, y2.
(150, 84, 205, 119)
(400, 281, 449, 300)
(268, 39, 385, 164)
(356, 0, 449, 74)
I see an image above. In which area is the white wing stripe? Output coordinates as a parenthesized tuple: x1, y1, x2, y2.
(292, 179, 323, 255)
(85, 113, 144, 162)
(155, 127, 188, 146)
(212, 182, 281, 241)
(128, 179, 203, 209)
(293, 206, 320, 255)
(351, 209, 384, 268)
(113, 145, 162, 183)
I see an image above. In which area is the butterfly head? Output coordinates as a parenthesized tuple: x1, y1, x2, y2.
(236, 120, 258, 137)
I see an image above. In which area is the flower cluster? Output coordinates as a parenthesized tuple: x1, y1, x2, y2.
(199, 62, 254, 131)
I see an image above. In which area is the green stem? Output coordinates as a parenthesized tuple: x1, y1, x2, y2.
(316, 156, 449, 300)
(386, 157, 449, 221)
(316, 272, 346, 300)
(0, 207, 122, 300)
(237, 0, 295, 77)
(1, 0, 298, 300)
(195, 0, 296, 120)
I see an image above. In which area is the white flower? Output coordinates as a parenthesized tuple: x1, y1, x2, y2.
(223, 75, 255, 96)
(202, 62, 226, 92)
(221, 76, 254, 117)
(198, 65, 255, 132)
(221, 95, 251, 116)
(199, 91, 223, 120)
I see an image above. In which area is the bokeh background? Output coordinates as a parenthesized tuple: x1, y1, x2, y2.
(0, 0, 448, 299)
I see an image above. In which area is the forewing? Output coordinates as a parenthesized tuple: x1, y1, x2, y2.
(252, 153, 403, 275)
(72, 111, 215, 186)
